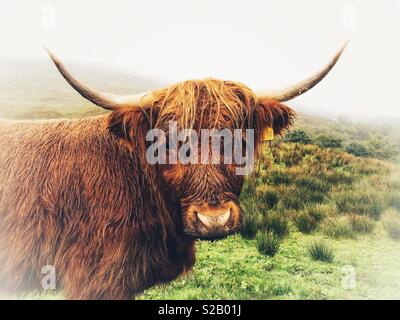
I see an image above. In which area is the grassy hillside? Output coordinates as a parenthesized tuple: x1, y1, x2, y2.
(0, 59, 162, 120)
(2, 61, 399, 299)
(291, 114, 400, 162)
(136, 144, 400, 300)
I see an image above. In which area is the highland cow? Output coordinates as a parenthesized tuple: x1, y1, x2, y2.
(0, 44, 346, 299)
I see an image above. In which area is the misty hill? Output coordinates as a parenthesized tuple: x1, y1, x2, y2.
(0, 59, 163, 119)
(0, 59, 398, 160)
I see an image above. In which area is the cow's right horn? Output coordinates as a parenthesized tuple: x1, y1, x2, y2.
(256, 41, 348, 102)
(46, 48, 151, 111)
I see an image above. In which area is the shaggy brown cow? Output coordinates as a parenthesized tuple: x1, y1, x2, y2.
(0, 44, 346, 299)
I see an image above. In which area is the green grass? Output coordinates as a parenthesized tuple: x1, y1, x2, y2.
(256, 231, 280, 257)
(26, 224, 400, 300)
(307, 240, 335, 263)
(348, 215, 375, 234)
(382, 209, 400, 240)
(136, 224, 400, 300)
(320, 216, 355, 238)
(260, 211, 289, 238)
(136, 144, 400, 300)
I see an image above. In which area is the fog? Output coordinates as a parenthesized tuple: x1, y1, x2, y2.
(1, 0, 399, 119)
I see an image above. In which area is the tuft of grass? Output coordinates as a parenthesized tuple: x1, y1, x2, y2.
(348, 215, 375, 234)
(259, 189, 279, 209)
(295, 204, 328, 234)
(261, 211, 289, 238)
(240, 212, 260, 239)
(307, 240, 335, 263)
(256, 231, 280, 257)
(239, 198, 263, 239)
(294, 212, 317, 234)
(320, 216, 354, 238)
(382, 209, 400, 240)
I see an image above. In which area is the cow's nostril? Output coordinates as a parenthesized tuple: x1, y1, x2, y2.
(197, 210, 231, 229)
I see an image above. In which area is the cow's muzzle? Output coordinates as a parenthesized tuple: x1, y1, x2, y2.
(184, 201, 242, 240)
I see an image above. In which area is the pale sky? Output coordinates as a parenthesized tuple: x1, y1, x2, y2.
(1, 0, 400, 118)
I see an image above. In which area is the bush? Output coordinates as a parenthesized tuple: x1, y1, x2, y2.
(307, 240, 335, 263)
(348, 215, 375, 234)
(315, 135, 343, 149)
(285, 130, 312, 144)
(320, 216, 354, 238)
(284, 130, 312, 145)
(382, 209, 400, 240)
(346, 143, 369, 157)
(256, 231, 280, 257)
(261, 211, 289, 238)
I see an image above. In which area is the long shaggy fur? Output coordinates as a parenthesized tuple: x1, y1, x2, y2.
(0, 79, 294, 299)
(0, 117, 194, 299)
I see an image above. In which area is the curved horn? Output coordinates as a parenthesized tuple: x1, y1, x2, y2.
(45, 48, 147, 110)
(257, 41, 348, 102)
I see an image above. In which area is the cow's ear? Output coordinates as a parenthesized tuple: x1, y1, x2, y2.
(254, 99, 296, 136)
(106, 108, 156, 150)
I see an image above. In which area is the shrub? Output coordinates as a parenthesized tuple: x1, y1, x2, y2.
(315, 135, 343, 149)
(307, 240, 335, 263)
(348, 215, 375, 234)
(346, 143, 369, 157)
(261, 211, 289, 238)
(382, 209, 400, 240)
(256, 231, 280, 257)
(320, 216, 354, 238)
(284, 130, 312, 145)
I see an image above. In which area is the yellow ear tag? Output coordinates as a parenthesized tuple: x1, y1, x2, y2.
(261, 127, 274, 141)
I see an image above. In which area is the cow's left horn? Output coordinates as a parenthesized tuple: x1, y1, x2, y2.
(46, 48, 150, 111)
(256, 42, 348, 102)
